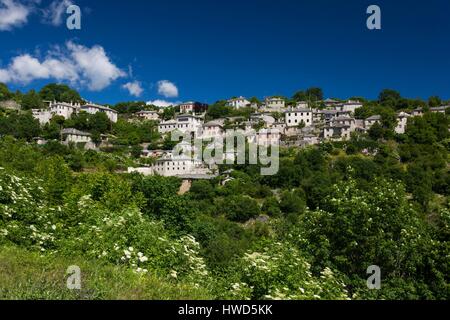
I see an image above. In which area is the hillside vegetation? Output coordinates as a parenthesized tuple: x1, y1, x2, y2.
(0, 84, 449, 300)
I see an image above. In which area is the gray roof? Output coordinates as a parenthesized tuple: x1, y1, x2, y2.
(318, 109, 338, 115)
(177, 174, 218, 180)
(285, 108, 311, 113)
(82, 104, 118, 113)
(176, 114, 203, 119)
(325, 124, 351, 129)
(323, 98, 340, 103)
(366, 115, 381, 121)
(61, 128, 91, 136)
(333, 116, 355, 121)
(203, 121, 223, 128)
(430, 106, 449, 111)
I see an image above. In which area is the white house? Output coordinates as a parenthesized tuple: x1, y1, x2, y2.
(179, 101, 208, 114)
(285, 108, 313, 127)
(271, 122, 286, 133)
(202, 121, 224, 139)
(412, 108, 424, 117)
(323, 124, 352, 141)
(364, 115, 381, 129)
(341, 100, 363, 113)
(332, 116, 356, 131)
(302, 134, 319, 145)
(227, 97, 251, 109)
(158, 120, 178, 134)
(32, 109, 53, 125)
(264, 97, 286, 111)
(247, 129, 281, 146)
(61, 128, 95, 149)
(158, 114, 204, 135)
(32, 101, 81, 124)
(129, 153, 211, 177)
(296, 101, 309, 109)
(430, 106, 449, 114)
(395, 112, 410, 134)
(50, 101, 80, 119)
(313, 109, 351, 125)
(81, 104, 118, 123)
(136, 110, 160, 121)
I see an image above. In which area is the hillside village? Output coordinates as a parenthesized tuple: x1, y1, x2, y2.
(25, 95, 450, 179)
(1, 83, 449, 301)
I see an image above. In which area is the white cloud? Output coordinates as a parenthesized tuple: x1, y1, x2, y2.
(67, 41, 125, 90)
(157, 80, 179, 98)
(42, 0, 72, 26)
(146, 99, 180, 108)
(0, 69, 11, 82)
(122, 81, 143, 97)
(0, 0, 31, 31)
(0, 42, 125, 91)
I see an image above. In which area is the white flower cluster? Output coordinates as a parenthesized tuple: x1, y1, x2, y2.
(238, 241, 349, 300)
(120, 247, 149, 274)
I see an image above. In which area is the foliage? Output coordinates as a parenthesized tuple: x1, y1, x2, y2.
(39, 83, 83, 103)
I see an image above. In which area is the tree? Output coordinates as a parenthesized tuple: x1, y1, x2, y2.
(162, 107, 176, 120)
(305, 87, 324, 102)
(249, 97, 261, 105)
(279, 191, 306, 216)
(42, 116, 65, 140)
(21, 90, 44, 110)
(35, 155, 73, 204)
(189, 180, 215, 200)
(262, 197, 281, 217)
(292, 87, 324, 102)
(428, 96, 442, 108)
(89, 111, 111, 134)
(368, 122, 384, 140)
(0, 112, 41, 141)
(220, 195, 261, 222)
(292, 90, 307, 102)
(0, 83, 13, 101)
(206, 101, 232, 120)
(39, 83, 83, 103)
(296, 177, 441, 298)
(378, 89, 401, 106)
(114, 101, 146, 114)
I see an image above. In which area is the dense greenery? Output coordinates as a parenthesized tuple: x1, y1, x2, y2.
(0, 83, 448, 300)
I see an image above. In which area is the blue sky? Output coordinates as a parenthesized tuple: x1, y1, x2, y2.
(0, 0, 449, 105)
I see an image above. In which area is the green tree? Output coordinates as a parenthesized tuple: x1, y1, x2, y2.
(21, 90, 44, 110)
(0, 83, 13, 101)
(189, 180, 215, 200)
(220, 195, 261, 222)
(428, 96, 442, 108)
(0, 112, 41, 141)
(39, 83, 83, 103)
(35, 156, 73, 204)
(89, 111, 111, 134)
(279, 191, 306, 216)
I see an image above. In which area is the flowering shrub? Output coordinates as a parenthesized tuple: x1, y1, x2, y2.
(226, 240, 349, 300)
(1, 168, 210, 286)
(0, 168, 58, 251)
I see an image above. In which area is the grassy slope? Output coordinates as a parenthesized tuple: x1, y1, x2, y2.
(0, 246, 212, 300)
